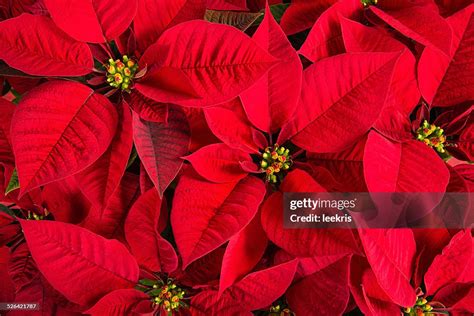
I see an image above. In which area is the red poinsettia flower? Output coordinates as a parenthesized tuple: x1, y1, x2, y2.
(351, 229, 474, 315)
(0, 0, 278, 209)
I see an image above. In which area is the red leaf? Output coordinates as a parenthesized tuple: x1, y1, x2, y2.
(76, 102, 133, 209)
(307, 137, 368, 192)
(191, 260, 298, 314)
(219, 214, 267, 295)
(136, 21, 277, 107)
(370, 0, 452, 54)
(184, 143, 251, 183)
(282, 52, 399, 152)
(298, 0, 362, 62)
(20, 219, 139, 307)
(0, 15, 93, 76)
(287, 256, 351, 315)
(358, 228, 417, 307)
(183, 107, 220, 152)
(82, 172, 140, 240)
(171, 170, 265, 268)
(240, 4, 302, 133)
(340, 17, 420, 119)
(86, 289, 148, 316)
(350, 258, 402, 316)
(43, 0, 138, 43)
(207, 0, 247, 10)
(0, 98, 15, 167)
(425, 230, 473, 295)
(124, 189, 178, 273)
(133, 106, 190, 197)
(418, 5, 474, 106)
(363, 131, 450, 192)
(280, 0, 338, 35)
(8, 242, 39, 292)
(204, 98, 259, 153)
(134, 0, 206, 52)
(11, 81, 118, 195)
(126, 91, 168, 123)
(261, 169, 359, 257)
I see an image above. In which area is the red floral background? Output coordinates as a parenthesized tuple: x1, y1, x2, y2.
(0, 0, 473, 315)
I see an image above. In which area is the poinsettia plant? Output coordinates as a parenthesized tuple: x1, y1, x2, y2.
(0, 0, 473, 315)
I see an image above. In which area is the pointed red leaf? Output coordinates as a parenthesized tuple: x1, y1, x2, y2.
(20, 219, 139, 307)
(0, 15, 92, 76)
(350, 258, 402, 316)
(240, 4, 302, 133)
(370, 0, 452, 54)
(136, 21, 277, 107)
(418, 5, 474, 106)
(363, 131, 450, 192)
(191, 260, 298, 314)
(184, 143, 251, 183)
(425, 230, 473, 295)
(134, 0, 206, 52)
(11, 81, 118, 195)
(8, 242, 39, 292)
(287, 256, 351, 315)
(82, 172, 140, 240)
(340, 17, 420, 119)
(171, 170, 265, 268)
(86, 289, 148, 316)
(76, 102, 133, 209)
(283, 52, 399, 152)
(358, 228, 417, 307)
(204, 98, 259, 153)
(280, 0, 338, 35)
(125, 189, 178, 273)
(219, 214, 267, 295)
(261, 169, 359, 257)
(298, 0, 362, 62)
(133, 106, 190, 197)
(126, 91, 168, 123)
(43, 0, 138, 43)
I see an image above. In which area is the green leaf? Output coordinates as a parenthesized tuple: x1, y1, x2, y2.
(204, 10, 263, 31)
(138, 278, 156, 286)
(5, 168, 19, 195)
(126, 145, 138, 169)
(0, 204, 16, 219)
(254, 3, 290, 25)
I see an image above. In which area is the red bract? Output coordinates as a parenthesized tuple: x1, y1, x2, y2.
(20, 219, 140, 307)
(0, 14, 93, 76)
(418, 4, 474, 107)
(352, 230, 474, 315)
(11, 81, 118, 196)
(43, 0, 138, 43)
(0, 0, 472, 315)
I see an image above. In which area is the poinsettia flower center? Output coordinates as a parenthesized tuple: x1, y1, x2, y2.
(416, 120, 446, 154)
(402, 290, 446, 316)
(361, 0, 377, 6)
(403, 298, 433, 315)
(260, 144, 292, 183)
(269, 304, 294, 315)
(137, 278, 187, 314)
(105, 55, 138, 92)
(27, 209, 49, 220)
